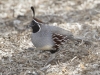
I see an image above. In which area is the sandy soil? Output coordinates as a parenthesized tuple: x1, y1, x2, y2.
(0, 0, 100, 75)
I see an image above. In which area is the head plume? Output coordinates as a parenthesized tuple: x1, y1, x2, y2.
(31, 6, 35, 18)
(31, 6, 43, 23)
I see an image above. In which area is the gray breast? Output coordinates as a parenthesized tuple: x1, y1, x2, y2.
(31, 25, 54, 50)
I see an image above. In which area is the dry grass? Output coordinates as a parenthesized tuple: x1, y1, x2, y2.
(0, 0, 100, 75)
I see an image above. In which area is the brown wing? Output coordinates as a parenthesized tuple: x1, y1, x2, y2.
(52, 33, 67, 50)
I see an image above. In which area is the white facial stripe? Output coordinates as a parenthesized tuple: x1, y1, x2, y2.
(33, 19, 38, 23)
(37, 24, 41, 32)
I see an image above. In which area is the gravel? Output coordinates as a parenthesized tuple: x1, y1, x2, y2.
(0, 0, 100, 75)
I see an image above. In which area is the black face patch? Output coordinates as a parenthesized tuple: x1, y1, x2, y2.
(31, 20, 40, 33)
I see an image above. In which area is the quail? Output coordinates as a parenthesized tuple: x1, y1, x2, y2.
(29, 7, 91, 54)
(29, 7, 75, 53)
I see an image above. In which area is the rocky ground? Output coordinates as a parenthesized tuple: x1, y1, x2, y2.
(0, 0, 100, 75)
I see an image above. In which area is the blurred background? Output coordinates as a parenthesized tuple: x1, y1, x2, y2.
(0, 0, 100, 75)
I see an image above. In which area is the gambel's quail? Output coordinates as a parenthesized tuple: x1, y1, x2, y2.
(29, 7, 74, 53)
(29, 7, 90, 53)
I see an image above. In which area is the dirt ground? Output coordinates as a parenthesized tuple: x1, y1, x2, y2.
(0, 0, 100, 75)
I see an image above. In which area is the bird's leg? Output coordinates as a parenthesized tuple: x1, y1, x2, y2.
(43, 49, 58, 66)
(44, 53, 56, 66)
(50, 50, 58, 53)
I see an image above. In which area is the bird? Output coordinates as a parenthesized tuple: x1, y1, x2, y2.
(29, 6, 90, 54)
